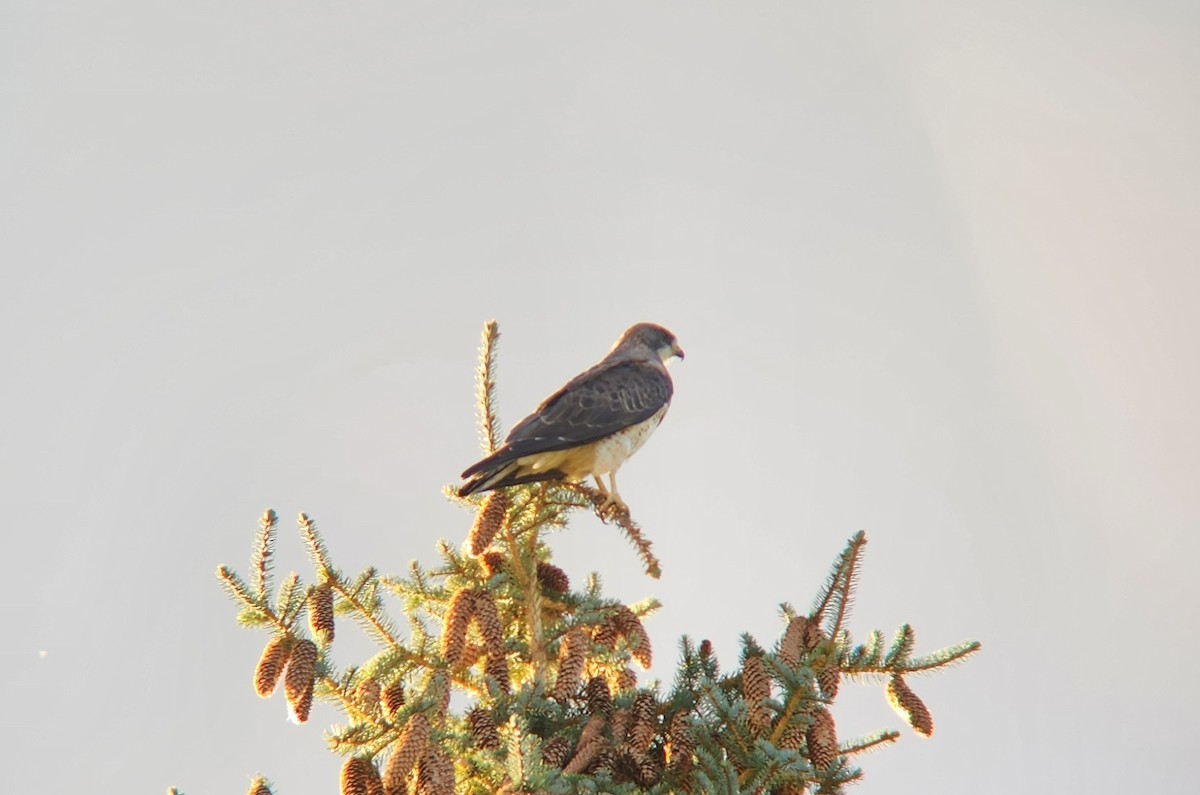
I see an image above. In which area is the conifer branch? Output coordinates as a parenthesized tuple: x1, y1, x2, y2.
(252, 508, 277, 602)
(893, 639, 981, 674)
(217, 565, 260, 610)
(275, 572, 303, 625)
(813, 531, 866, 631)
(826, 534, 864, 643)
(476, 320, 502, 455)
(884, 624, 916, 668)
(217, 565, 292, 633)
(840, 729, 901, 756)
(297, 512, 335, 580)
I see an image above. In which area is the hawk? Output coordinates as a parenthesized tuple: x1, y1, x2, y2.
(458, 323, 684, 512)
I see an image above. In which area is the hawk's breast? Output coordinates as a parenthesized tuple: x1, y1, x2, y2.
(590, 405, 668, 476)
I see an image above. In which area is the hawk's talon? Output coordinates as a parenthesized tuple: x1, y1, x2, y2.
(597, 494, 628, 516)
(592, 473, 629, 517)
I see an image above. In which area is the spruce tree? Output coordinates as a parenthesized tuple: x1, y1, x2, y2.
(211, 321, 980, 795)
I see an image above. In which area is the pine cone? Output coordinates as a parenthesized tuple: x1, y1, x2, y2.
(442, 588, 475, 666)
(611, 606, 636, 633)
(887, 674, 934, 737)
(627, 692, 658, 755)
(381, 679, 405, 716)
(552, 628, 589, 701)
(742, 654, 770, 702)
(461, 642, 486, 669)
(666, 712, 694, 773)
(778, 617, 806, 670)
(616, 666, 638, 693)
(365, 762, 384, 795)
(564, 734, 604, 775)
(484, 652, 510, 694)
(480, 551, 506, 577)
(341, 757, 376, 795)
(384, 712, 431, 794)
(469, 491, 508, 556)
(309, 581, 335, 645)
(536, 561, 570, 593)
(742, 654, 772, 733)
(699, 639, 714, 661)
(593, 620, 619, 650)
(631, 752, 661, 787)
(608, 708, 630, 745)
(778, 723, 805, 750)
(254, 634, 294, 698)
(588, 746, 618, 776)
(415, 748, 455, 795)
(577, 712, 606, 747)
(470, 589, 505, 658)
(467, 707, 501, 750)
(805, 706, 838, 770)
(541, 736, 572, 768)
(614, 607, 652, 670)
(585, 677, 611, 715)
(284, 638, 318, 724)
(630, 631, 653, 670)
(818, 668, 841, 700)
(356, 678, 381, 714)
(803, 616, 826, 653)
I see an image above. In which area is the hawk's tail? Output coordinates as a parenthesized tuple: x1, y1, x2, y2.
(457, 462, 567, 498)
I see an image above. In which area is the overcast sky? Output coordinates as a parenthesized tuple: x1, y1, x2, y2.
(3, 2, 1198, 793)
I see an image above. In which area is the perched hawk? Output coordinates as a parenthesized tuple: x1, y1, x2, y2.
(458, 323, 684, 512)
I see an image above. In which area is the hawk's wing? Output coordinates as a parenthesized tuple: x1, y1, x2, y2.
(460, 359, 672, 478)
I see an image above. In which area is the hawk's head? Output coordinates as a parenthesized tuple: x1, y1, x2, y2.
(614, 322, 685, 363)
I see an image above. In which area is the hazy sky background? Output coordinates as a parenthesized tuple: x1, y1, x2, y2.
(3, 2, 1198, 793)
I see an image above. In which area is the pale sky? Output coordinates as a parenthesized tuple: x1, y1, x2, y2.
(2, 2, 1198, 793)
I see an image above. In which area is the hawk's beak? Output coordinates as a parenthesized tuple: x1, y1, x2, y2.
(671, 342, 685, 361)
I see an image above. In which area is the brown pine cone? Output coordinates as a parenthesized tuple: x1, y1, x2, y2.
(806, 706, 838, 770)
(441, 588, 475, 666)
(467, 707, 501, 750)
(536, 561, 570, 593)
(308, 581, 335, 645)
(383, 712, 431, 794)
(887, 674, 934, 737)
(552, 628, 589, 701)
(468, 491, 508, 555)
(254, 634, 294, 698)
(284, 639, 318, 723)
